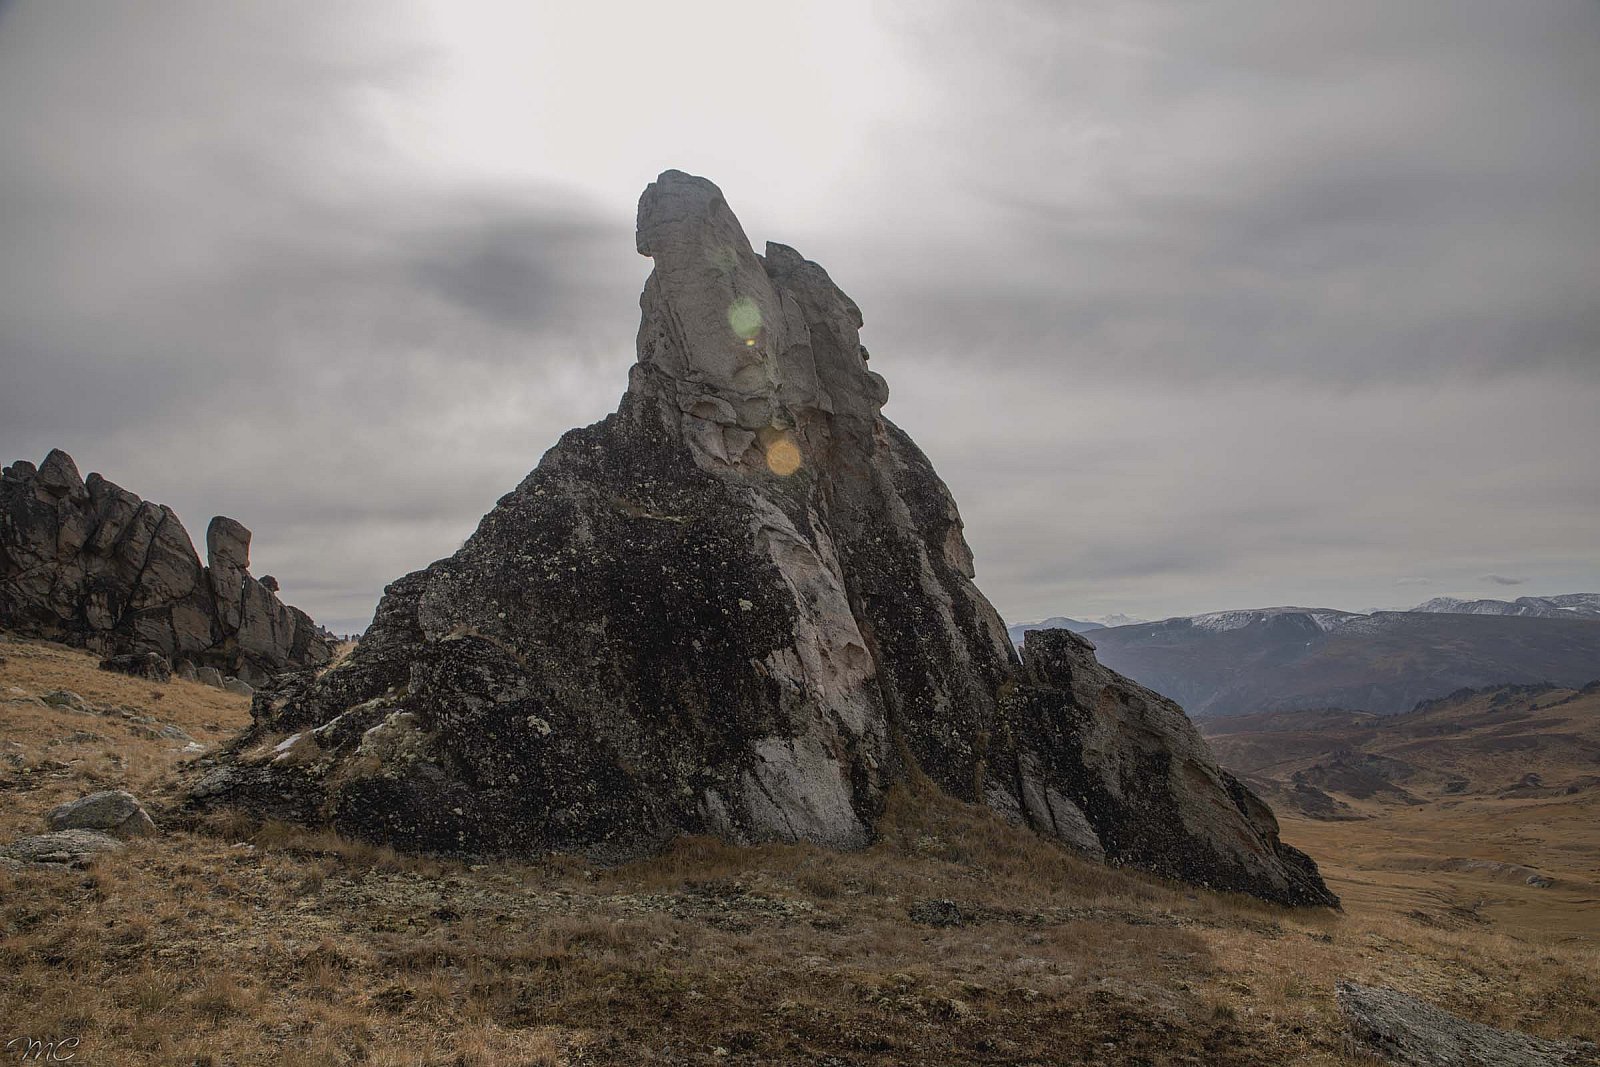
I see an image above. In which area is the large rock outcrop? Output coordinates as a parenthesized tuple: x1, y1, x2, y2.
(191, 170, 1335, 906)
(0, 451, 333, 683)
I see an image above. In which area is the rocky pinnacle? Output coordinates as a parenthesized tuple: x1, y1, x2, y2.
(189, 170, 1337, 907)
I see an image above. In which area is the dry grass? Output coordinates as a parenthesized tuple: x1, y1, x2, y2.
(2, 632, 1596, 1064)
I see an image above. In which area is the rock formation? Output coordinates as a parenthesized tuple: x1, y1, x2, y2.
(191, 170, 1334, 906)
(1338, 982, 1598, 1066)
(0, 451, 333, 682)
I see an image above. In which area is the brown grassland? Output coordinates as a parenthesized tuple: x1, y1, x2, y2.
(2, 633, 1596, 1065)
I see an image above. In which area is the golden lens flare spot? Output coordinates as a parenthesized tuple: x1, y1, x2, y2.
(745, 338, 756, 346)
(764, 436, 802, 477)
(728, 296, 762, 341)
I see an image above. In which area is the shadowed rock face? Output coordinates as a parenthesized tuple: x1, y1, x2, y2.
(0, 451, 333, 683)
(192, 170, 1335, 906)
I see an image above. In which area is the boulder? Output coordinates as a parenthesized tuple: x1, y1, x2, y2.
(40, 689, 89, 712)
(195, 666, 225, 689)
(98, 652, 173, 682)
(0, 453, 333, 682)
(45, 789, 157, 838)
(187, 170, 1335, 907)
(222, 677, 254, 698)
(1, 829, 125, 865)
(1338, 982, 1598, 1066)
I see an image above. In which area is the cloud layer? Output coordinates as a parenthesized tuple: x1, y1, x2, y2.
(2, 0, 1596, 630)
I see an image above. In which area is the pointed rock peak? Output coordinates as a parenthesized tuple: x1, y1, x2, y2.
(37, 449, 87, 500)
(183, 173, 1336, 909)
(631, 170, 886, 468)
(206, 516, 251, 571)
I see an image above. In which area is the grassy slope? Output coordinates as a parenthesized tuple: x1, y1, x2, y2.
(2, 634, 1596, 1065)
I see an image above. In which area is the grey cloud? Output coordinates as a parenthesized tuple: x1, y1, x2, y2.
(1482, 575, 1529, 586)
(2, 0, 1596, 633)
(849, 0, 1600, 386)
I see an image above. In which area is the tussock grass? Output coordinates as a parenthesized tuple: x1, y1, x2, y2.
(2, 632, 1596, 1064)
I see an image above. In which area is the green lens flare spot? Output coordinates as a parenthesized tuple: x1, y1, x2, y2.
(728, 297, 762, 341)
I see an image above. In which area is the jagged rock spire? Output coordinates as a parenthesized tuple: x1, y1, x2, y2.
(188, 171, 1336, 907)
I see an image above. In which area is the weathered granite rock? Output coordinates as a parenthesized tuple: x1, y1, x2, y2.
(45, 789, 157, 839)
(190, 170, 1335, 906)
(1338, 982, 1598, 1066)
(1, 828, 125, 865)
(99, 652, 173, 682)
(40, 689, 89, 711)
(0, 451, 333, 683)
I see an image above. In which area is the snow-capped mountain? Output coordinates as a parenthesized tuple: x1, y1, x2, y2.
(1083, 604, 1600, 718)
(1411, 593, 1600, 619)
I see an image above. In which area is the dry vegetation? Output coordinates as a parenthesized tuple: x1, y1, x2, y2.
(2, 633, 1597, 1065)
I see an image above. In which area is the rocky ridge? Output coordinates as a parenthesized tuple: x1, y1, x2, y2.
(0, 450, 333, 683)
(191, 170, 1334, 906)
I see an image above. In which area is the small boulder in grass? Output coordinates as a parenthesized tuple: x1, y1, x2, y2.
(40, 689, 89, 711)
(99, 651, 173, 682)
(46, 789, 157, 839)
(2, 829, 125, 866)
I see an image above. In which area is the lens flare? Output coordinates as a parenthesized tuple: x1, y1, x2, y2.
(728, 296, 762, 342)
(764, 436, 802, 476)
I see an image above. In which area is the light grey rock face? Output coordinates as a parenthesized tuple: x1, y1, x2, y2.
(1338, 982, 1598, 1066)
(190, 171, 1334, 906)
(206, 516, 252, 632)
(0, 452, 332, 683)
(46, 789, 157, 839)
(1, 828, 125, 865)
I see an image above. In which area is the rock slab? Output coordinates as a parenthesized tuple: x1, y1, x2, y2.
(1, 829, 125, 866)
(1338, 982, 1598, 1066)
(190, 170, 1336, 906)
(0, 451, 334, 683)
(45, 789, 157, 839)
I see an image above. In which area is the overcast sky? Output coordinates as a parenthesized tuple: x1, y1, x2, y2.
(2, 1, 1596, 633)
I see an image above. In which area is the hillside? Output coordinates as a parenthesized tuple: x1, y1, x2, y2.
(1197, 683, 1600, 949)
(4, 633, 1598, 1063)
(1088, 608, 1600, 717)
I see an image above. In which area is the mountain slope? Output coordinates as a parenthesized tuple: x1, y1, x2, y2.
(1005, 616, 1104, 645)
(1198, 682, 1600, 942)
(1089, 609, 1600, 717)
(1411, 592, 1600, 619)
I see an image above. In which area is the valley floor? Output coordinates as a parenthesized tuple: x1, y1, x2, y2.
(2, 634, 1596, 1065)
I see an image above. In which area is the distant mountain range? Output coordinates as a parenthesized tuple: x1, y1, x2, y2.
(1410, 593, 1600, 619)
(1012, 597, 1600, 718)
(1006, 613, 1147, 645)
